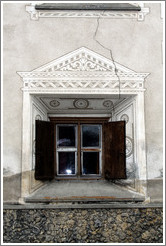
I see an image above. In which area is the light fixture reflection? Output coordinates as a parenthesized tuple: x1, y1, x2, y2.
(66, 169, 72, 174)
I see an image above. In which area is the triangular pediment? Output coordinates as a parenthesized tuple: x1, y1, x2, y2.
(32, 47, 135, 73)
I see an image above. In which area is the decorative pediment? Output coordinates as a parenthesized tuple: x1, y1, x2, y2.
(18, 47, 149, 92)
(33, 47, 134, 73)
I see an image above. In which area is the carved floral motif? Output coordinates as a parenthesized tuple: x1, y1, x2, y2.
(60, 57, 110, 71)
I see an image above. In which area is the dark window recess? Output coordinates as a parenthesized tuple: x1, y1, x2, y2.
(82, 152, 99, 175)
(35, 3, 141, 11)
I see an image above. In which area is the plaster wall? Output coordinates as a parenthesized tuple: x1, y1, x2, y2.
(3, 3, 163, 201)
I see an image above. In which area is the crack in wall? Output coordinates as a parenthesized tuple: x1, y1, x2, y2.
(93, 11, 121, 117)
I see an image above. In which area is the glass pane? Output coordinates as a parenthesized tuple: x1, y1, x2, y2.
(82, 125, 101, 147)
(57, 126, 76, 147)
(58, 152, 75, 175)
(82, 152, 99, 175)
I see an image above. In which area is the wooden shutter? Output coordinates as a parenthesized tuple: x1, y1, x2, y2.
(104, 121, 126, 179)
(35, 120, 55, 180)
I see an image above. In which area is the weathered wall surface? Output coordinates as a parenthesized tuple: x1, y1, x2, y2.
(3, 3, 163, 202)
(3, 208, 163, 243)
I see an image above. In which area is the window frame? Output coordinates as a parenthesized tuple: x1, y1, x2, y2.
(50, 117, 109, 180)
(81, 124, 102, 176)
(56, 124, 78, 176)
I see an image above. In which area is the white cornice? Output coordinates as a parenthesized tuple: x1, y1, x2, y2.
(17, 71, 149, 79)
(26, 4, 149, 21)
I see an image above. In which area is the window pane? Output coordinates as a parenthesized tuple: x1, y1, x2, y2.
(82, 125, 101, 147)
(57, 126, 76, 147)
(58, 152, 76, 175)
(82, 152, 99, 175)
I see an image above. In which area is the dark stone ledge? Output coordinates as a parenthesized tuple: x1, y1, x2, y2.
(35, 3, 141, 11)
(3, 202, 163, 210)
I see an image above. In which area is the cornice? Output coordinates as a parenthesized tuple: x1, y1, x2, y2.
(17, 71, 149, 80)
(26, 4, 149, 21)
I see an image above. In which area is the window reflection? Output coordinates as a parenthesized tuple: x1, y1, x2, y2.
(58, 152, 75, 175)
(57, 126, 76, 147)
(82, 125, 101, 147)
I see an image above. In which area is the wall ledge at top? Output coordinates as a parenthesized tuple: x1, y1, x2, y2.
(25, 3, 149, 21)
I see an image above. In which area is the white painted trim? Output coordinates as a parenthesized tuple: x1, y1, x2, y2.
(20, 92, 31, 199)
(135, 92, 147, 180)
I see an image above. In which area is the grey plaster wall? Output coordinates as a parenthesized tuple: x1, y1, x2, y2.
(3, 3, 163, 200)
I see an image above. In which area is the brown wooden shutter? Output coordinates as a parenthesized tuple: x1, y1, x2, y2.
(35, 120, 55, 180)
(104, 121, 126, 179)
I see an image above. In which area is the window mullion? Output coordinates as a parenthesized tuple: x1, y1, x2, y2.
(77, 122, 81, 176)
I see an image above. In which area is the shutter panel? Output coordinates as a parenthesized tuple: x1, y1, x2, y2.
(35, 120, 55, 180)
(104, 121, 126, 179)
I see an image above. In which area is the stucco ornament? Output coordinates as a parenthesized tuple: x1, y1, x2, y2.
(126, 136, 133, 158)
(73, 99, 89, 109)
(60, 57, 109, 71)
(103, 100, 113, 108)
(49, 100, 60, 107)
(35, 115, 42, 120)
(120, 114, 129, 123)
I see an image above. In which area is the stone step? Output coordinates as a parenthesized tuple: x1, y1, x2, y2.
(25, 196, 145, 203)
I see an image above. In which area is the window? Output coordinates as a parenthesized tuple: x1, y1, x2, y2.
(35, 118, 126, 180)
(56, 124, 102, 177)
(56, 124, 77, 176)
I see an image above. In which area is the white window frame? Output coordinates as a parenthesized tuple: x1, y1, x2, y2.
(56, 124, 78, 176)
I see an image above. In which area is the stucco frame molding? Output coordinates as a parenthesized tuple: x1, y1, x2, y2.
(26, 3, 149, 21)
(17, 47, 149, 201)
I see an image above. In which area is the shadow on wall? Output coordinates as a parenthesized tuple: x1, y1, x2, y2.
(3, 172, 21, 203)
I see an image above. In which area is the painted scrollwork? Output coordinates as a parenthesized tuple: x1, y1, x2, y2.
(126, 136, 133, 158)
